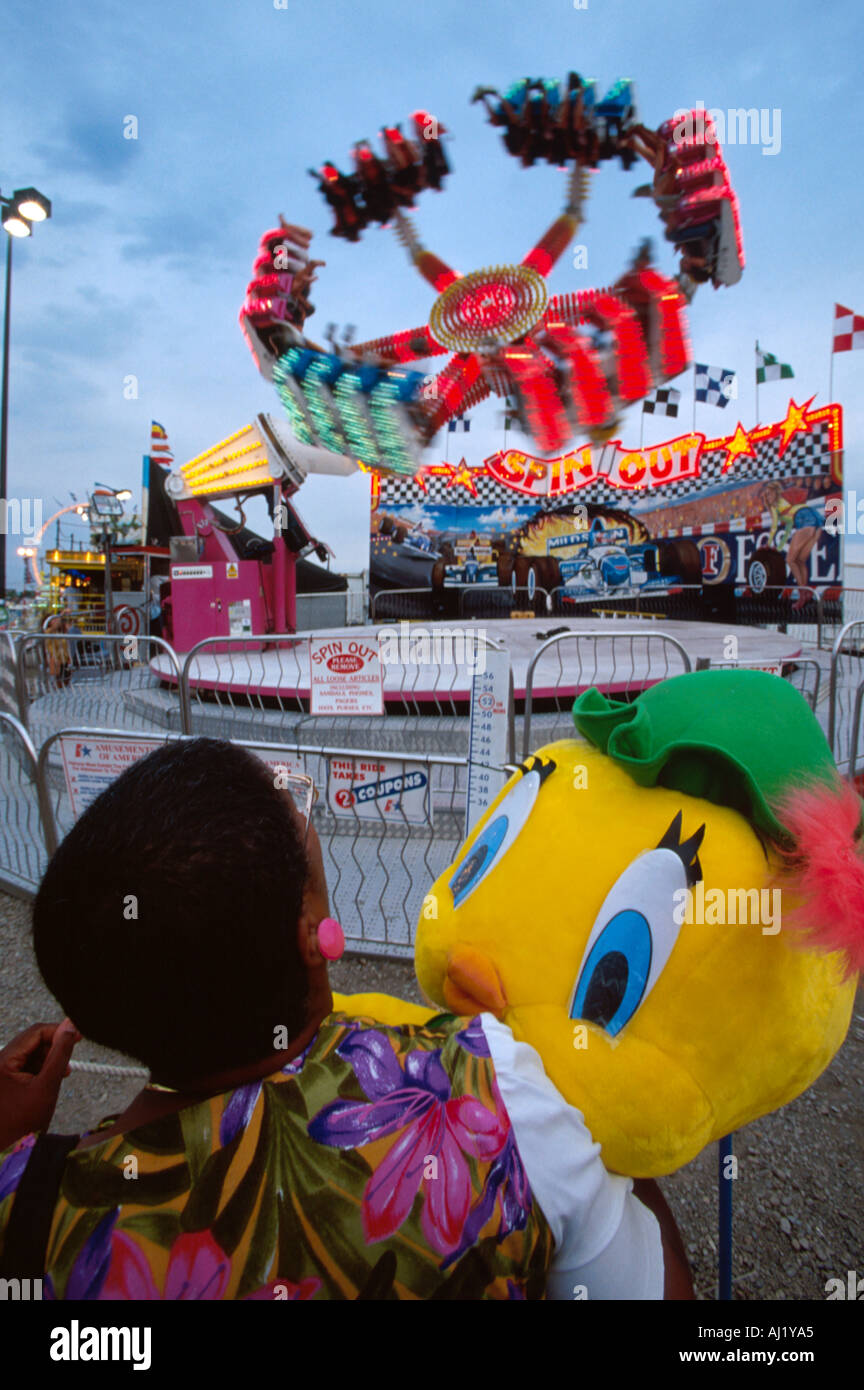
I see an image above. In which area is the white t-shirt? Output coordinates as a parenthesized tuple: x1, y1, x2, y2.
(480, 1013, 664, 1301)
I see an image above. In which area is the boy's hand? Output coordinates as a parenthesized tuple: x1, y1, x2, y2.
(0, 1020, 80, 1151)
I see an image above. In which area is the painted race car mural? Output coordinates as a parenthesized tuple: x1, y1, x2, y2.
(369, 399, 843, 613)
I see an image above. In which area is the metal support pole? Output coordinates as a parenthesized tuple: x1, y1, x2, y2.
(103, 529, 114, 634)
(718, 1132, 734, 1301)
(0, 234, 13, 602)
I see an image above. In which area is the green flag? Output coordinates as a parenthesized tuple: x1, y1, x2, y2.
(756, 347, 794, 384)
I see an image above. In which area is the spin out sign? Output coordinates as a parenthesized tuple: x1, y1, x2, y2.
(309, 636, 384, 716)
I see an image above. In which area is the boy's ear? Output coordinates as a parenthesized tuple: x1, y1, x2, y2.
(296, 896, 326, 968)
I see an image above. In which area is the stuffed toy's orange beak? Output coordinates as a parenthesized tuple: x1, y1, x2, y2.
(442, 945, 508, 1018)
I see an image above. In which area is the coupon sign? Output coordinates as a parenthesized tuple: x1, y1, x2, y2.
(327, 756, 431, 825)
(309, 637, 384, 716)
(59, 736, 164, 818)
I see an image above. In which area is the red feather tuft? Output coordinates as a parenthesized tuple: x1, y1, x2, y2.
(771, 778, 864, 979)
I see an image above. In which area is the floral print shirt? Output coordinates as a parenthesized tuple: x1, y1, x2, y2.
(0, 1012, 553, 1300)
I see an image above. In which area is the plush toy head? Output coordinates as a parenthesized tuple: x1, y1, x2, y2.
(415, 671, 864, 1177)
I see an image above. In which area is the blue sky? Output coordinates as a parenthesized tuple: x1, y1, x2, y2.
(2, 0, 863, 579)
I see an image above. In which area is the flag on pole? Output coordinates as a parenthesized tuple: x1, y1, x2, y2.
(755, 348, 793, 384)
(448, 415, 470, 433)
(149, 421, 174, 467)
(695, 364, 738, 406)
(642, 387, 681, 418)
(833, 304, 864, 353)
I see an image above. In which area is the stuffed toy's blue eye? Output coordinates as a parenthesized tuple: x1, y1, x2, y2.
(449, 759, 553, 908)
(568, 815, 704, 1037)
(569, 909, 653, 1037)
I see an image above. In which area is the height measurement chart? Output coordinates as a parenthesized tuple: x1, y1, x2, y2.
(465, 648, 511, 837)
(309, 636, 384, 716)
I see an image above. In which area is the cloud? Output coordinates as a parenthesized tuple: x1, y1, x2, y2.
(32, 108, 142, 185)
(483, 505, 529, 529)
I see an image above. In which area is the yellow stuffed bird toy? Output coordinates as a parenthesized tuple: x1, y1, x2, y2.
(336, 670, 864, 1178)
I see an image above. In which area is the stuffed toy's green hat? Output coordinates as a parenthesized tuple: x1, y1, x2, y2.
(572, 669, 839, 845)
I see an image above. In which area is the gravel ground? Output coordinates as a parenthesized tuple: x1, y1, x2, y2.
(1, 889, 860, 1301)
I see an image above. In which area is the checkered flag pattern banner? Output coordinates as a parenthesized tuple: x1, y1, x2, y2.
(447, 416, 470, 433)
(695, 364, 737, 407)
(643, 388, 681, 418)
(376, 417, 835, 510)
(755, 348, 793, 384)
(833, 304, 864, 353)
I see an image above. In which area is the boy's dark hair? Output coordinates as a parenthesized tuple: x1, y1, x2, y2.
(33, 737, 309, 1080)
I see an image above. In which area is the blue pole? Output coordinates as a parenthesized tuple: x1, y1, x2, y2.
(718, 1132, 734, 1300)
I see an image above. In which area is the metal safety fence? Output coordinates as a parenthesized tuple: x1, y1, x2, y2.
(370, 585, 552, 622)
(370, 583, 847, 649)
(694, 654, 824, 714)
(458, 586, 551, 620)
(0, 620, 851, 766)
(14, 633, 184, 752)
(548, 584, 705, 623)
(2, 615, 858, 911)
(0, 712, 48, 897)
(176, 632, 505, 759)
(32, 727, 470, 958)
(521, 629, 692, 757)
(829, 619, 864, 778)
(370, 588, 441, 622)
(0, 631, 18, 718)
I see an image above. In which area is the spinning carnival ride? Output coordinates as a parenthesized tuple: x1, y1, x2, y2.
(239, 77, 744, 475)
(156, 79, 745, 654)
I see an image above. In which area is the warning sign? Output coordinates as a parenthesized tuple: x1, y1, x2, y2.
(59, 736, 164, 818)
(57, 736, 317, 824)
(226, 562, 239, 580)
(309, 637, 384, 716)
(327, 757, 431, 824)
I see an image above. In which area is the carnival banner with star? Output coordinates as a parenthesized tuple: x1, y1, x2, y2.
(369, 400, 842, 596)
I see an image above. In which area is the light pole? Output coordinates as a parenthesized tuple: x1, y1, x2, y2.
(16, 545, 36, 590)
(1, 186, 52, 602)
